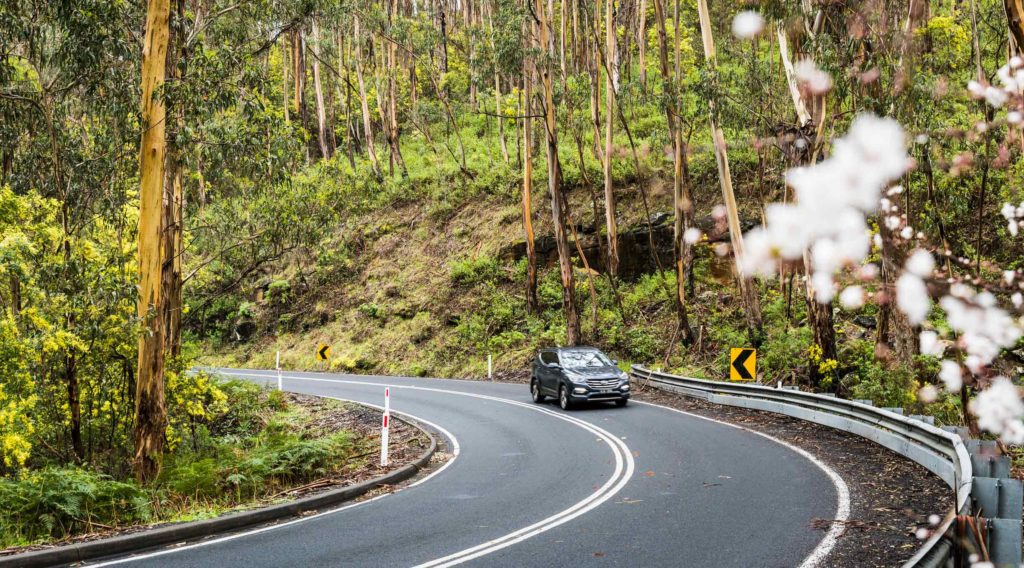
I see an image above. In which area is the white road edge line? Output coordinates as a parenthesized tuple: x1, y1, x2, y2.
(86, 398, 460, 567)
(633, 400, 851, 568)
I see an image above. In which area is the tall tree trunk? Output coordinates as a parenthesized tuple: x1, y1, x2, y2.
(385, 0, 408, 176)
(1006, 0, 1024, 55)
(603, 0, 619, 278)
(293, 31, 307, 132)
(777, 24, 836, 387)
(560, 0, 568, 74)
(163, 0, 187, 362)
(337, 29, 358, 167)
(0, 150, 9, 187)
(638, 0, 647, 88)
(590, 0, 604, 162)
(653, 0, 693, 344)
(877, 223, 917, 362)
(538, 0, 581, 344)
(522, 64, 539, 313)
(694, 0, 763, 344)
(488, 9, 511, 163)
(354, 17, 382, 179)
(311, 22, 332, 159)
(281, 38, 290, 123)
(135, 0, 171, 484)
(66, 326, 82, 460)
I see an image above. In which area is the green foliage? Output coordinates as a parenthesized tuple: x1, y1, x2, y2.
(450, 256, 502, 285)
(160, 431, 354, 503)
(0, 468, 151, 547)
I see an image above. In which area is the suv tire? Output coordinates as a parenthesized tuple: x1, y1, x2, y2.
(531, 379, 545, 403)
(559, 385, 572, 410)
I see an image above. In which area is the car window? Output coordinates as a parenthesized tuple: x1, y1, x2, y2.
(559, 350, 612, 368)
(540, 351, 558, 365)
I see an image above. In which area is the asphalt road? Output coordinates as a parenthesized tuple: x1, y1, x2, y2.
(88, 370, 844, 568)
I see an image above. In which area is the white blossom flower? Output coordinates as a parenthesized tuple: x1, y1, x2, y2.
(811, 271, 835, 303)
(971, 377, 1024, 443)
(919, 384, 939, 403)
(985, 86, 1009, 107)
(794, 59, 833, 94)
(920, 330, 945, 356)
(731, 11, 765, 39)
(897, 273, 931, 325)
(939, 293, 1021, 371)
(859, 264, 879, 280)
(839, 286, 865, 310)
(905, 249, 935, 277)
(684, 228, 703, 244)
(939, 360, 963, 391)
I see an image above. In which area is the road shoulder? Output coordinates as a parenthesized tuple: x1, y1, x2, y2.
(634, 386, 951, 568)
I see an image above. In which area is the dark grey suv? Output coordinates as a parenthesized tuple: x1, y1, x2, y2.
(530, 347, 630, 410)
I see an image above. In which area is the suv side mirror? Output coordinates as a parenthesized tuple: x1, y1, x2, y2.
(611, 359, 619, 365)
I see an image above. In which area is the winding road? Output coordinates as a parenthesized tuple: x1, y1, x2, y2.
(87, 369, 847, 567)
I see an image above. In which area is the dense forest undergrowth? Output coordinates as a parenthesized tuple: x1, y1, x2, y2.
(0, 379, 403, 550)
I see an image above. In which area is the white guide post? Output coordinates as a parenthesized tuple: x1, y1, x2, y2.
(276, 351, 282, 391)
(488, 354, 493, 380)
(381, 387, 390, 467)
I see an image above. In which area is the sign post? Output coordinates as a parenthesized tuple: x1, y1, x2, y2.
(730, 348, 757, 381)
(276, 351, 282, 391)
(381, 387, 390, 467)
(488, 354, 493, 380)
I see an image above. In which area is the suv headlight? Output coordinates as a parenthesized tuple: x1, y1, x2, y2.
(566, 371, 588, 384)
(618, 371, 630, 381)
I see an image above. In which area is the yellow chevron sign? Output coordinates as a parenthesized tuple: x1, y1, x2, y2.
(317, 344, 331, 361)
(730, 348, 756, 381)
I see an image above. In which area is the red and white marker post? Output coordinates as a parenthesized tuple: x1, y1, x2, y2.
(380, 387, 390, 467)
(276, 351, 282, 391)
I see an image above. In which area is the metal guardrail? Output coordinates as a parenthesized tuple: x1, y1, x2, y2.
(631, 366, 973, 568)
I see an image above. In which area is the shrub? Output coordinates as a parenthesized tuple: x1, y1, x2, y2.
(0, 468, 150, 547)
(449, 256, 502, 285)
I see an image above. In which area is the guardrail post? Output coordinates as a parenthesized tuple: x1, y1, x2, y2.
(987, 518, 1023, 567)
(972, 477, 1024, 518)
(971, 454, 1012, 479)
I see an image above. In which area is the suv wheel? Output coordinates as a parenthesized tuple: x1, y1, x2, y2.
(559, 385, 572, 410)
(531, 379, 545, 403)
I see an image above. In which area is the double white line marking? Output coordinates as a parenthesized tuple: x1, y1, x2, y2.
(214, 371, 636, 568)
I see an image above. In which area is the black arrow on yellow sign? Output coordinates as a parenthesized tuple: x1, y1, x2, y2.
(730, 348, 756, 381)
(317, 344, 330, 361)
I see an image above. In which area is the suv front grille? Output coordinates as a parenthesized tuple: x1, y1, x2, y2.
(586, 378, 619, 389)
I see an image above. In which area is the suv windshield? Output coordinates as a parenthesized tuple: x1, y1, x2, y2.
(560, 350, 612, 369)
